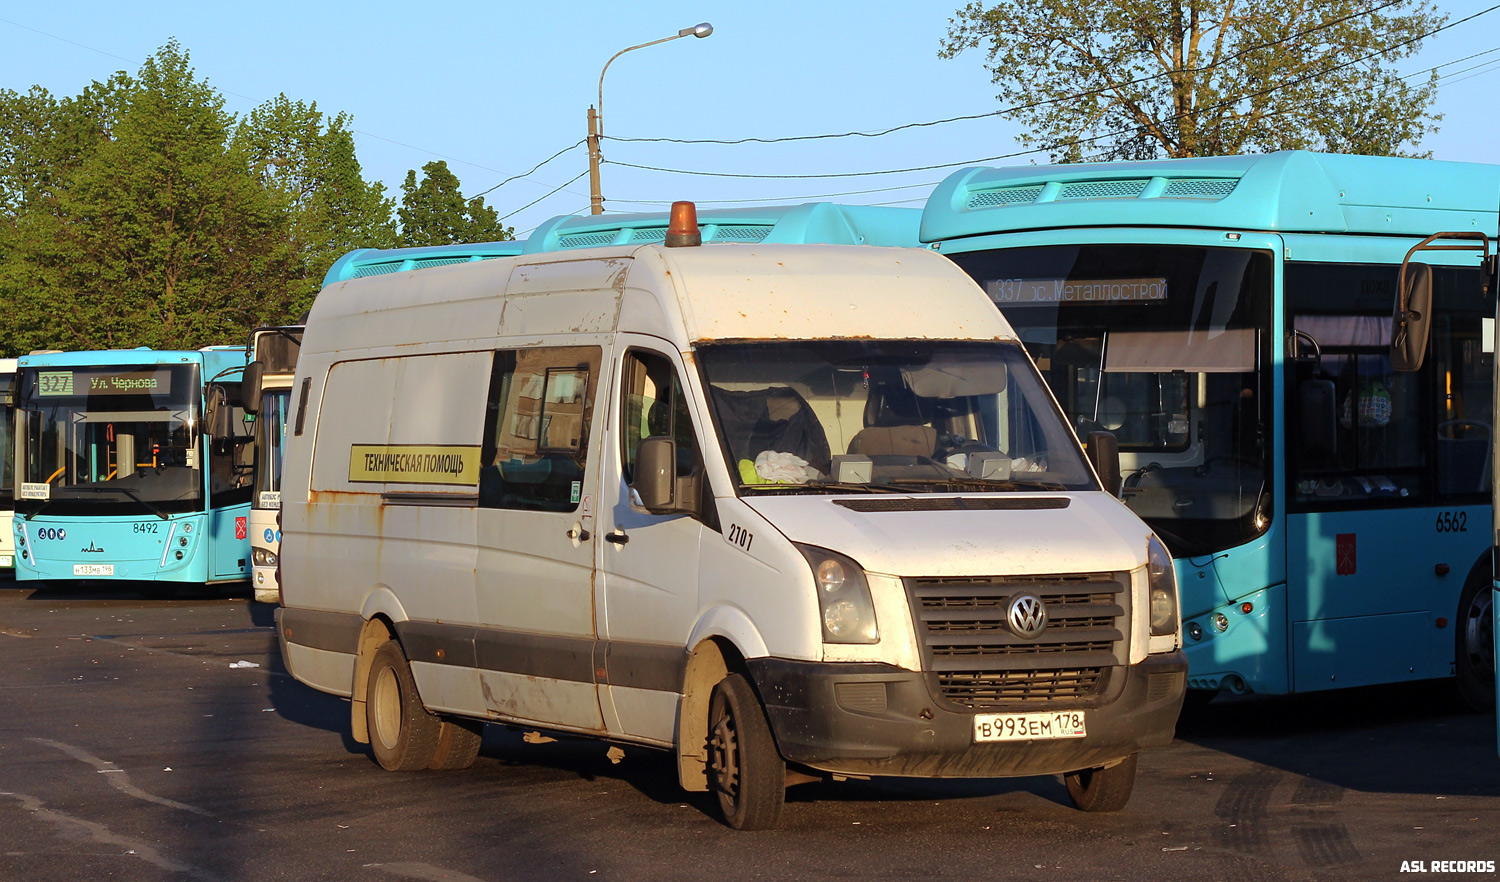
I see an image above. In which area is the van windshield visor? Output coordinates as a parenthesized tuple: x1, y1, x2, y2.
(14, 364, 205, 517)
(697, 340, 1095, 495)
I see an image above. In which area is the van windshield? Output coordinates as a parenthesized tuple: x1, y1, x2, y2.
(697, 340, 1095, 494)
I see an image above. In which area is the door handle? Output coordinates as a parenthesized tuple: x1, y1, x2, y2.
(567, 524, 591, 542)
(604, 529, 629, 546)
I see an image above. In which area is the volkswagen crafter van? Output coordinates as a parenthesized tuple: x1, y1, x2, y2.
(276, 204, 1186, 829)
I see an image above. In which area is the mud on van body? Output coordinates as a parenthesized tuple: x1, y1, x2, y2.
(276, 235, 1185, 829)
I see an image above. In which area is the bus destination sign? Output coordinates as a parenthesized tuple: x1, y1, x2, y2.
(38, 369, 171, 397)
(985, 277, 1169, 306)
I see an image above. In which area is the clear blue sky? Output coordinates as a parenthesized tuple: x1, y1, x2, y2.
(4, 2, 1499, 238)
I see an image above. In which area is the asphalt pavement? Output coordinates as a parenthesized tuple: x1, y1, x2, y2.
(1, 581, 1496, 882)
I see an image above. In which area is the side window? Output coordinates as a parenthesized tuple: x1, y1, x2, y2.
(210, 382, 254, 507)
(480, 346, 601, 512)
(1430, 267, 1494, 500)
(620, 350, 700, 485)
(1286, 262, 1491, 508)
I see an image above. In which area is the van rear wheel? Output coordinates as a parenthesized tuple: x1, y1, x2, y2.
(708, 673, 785, 830)
(1065, 753, 1137, 812)
(428, 718, 484, 770)
(366, 640, 441, 771)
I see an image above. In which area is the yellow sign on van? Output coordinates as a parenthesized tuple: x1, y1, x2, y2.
(349, 445, 482, 485)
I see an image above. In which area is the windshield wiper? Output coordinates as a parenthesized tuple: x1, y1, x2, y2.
(61, 485, 171, 520)
(886, 477, 1069, 492)
(741, 480, 905, 494)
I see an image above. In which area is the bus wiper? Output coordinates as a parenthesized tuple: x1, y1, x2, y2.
(20, 498, 56, 521)
(66, 485, 171, 520)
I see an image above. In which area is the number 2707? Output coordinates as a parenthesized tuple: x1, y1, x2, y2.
(1435, 511, 1467, 533)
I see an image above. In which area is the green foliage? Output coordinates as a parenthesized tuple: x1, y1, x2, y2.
(236, 95, 397, 319)
(398, 160, 513, 247)
(0, 39, 399, 355)
(940, 1, 1446, 161)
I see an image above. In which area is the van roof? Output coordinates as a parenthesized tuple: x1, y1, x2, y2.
(304, 243, 1015, 355)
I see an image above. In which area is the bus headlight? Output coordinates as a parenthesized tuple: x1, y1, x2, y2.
(252, 547, 279, 567)
(1147, 535, 1178, 637)
(796, 544, 879, 644)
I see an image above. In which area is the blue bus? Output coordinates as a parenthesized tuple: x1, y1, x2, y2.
(920, 151, 1499, 708)
(12, 346, 254, 592)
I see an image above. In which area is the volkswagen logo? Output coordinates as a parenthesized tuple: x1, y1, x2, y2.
(1007, 593, 1048, 639)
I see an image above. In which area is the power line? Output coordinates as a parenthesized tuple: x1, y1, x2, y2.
(469, 140, 586, 200)
(498, 170, 590, 222)
(606, 0, 1414, 147)
(603, 4, 1500, 183)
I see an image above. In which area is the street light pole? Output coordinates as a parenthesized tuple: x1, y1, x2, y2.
(588, 22, 712, 216)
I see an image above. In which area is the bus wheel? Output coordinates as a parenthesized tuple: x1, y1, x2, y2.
(428, 718, 484, 770)
(707, 673, 785, 830)
(1454, 577, 1496, 712)
(366, 640, 441, 771)
(1065, 753, 1137, 812)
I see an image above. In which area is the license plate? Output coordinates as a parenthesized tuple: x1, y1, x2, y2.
(974, 710, 1087, 742)
(73, 564, 115, 577)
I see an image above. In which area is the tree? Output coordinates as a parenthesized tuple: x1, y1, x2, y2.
(940, 1, 1446, 162)
(3, 40, 293, 352)
(398, 160, 513, 247)
(235, 95, 397, 318)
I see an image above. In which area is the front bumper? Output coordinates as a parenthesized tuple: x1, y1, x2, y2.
(747, 651, 1186, 778)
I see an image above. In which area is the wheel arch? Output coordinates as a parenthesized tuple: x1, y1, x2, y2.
(350, 612, 400, 744)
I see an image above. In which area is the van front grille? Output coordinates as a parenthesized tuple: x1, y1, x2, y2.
(907, 572, 1130, 708)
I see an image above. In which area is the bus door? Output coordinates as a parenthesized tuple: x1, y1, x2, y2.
(1285, 262, 1493, 692)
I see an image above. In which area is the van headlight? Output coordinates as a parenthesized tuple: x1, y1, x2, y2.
(1147, 535, 1178, 637)
(796, 544, 879, 645)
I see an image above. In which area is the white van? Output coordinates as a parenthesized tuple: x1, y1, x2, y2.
(277, 206, 1186, 829)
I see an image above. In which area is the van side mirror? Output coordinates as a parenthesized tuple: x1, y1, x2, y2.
(1086, 431, 1121, 497)
(242, 361, 264, 414)
(633, 436, 677, 513)
(1390, 261, 1433, 372)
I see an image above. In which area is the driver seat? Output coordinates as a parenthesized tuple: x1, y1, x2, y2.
(848, 383, 936, 457)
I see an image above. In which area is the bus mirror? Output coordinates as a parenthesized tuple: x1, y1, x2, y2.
(1085, 431, 1121, 497)
(205, 385, 232, 440)
(633, 437, 677, 513)
(1299, 376, 1338, 467)
(1390, 261, 1433, 372)
(242, 362, 264, 414)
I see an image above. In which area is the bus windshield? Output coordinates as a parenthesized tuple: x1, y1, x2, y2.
(16, 364, 204, 517)
(255, 387, 290, 500)
(946, 244, 1273, 555)
(697, 339, 1096, 495)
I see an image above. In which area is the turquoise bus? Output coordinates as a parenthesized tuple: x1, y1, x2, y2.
(920, 151, 1499, 708)
(12, 346, 254, 592)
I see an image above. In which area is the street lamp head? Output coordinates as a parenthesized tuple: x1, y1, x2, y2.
(680, 22, 713, 38)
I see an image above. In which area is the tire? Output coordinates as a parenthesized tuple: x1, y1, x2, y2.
(365, 640, 442, 771)
(707, 673, 785, 830)
(1065, 753, 1138, 812)
(1455, 576, 1496, 712)
(428, 718, 484, 770)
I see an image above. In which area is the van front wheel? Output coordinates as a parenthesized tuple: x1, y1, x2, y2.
(1064, 753, 1137, 812)
(708, 673, 785, 830)
(366, 640, 441, 771)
